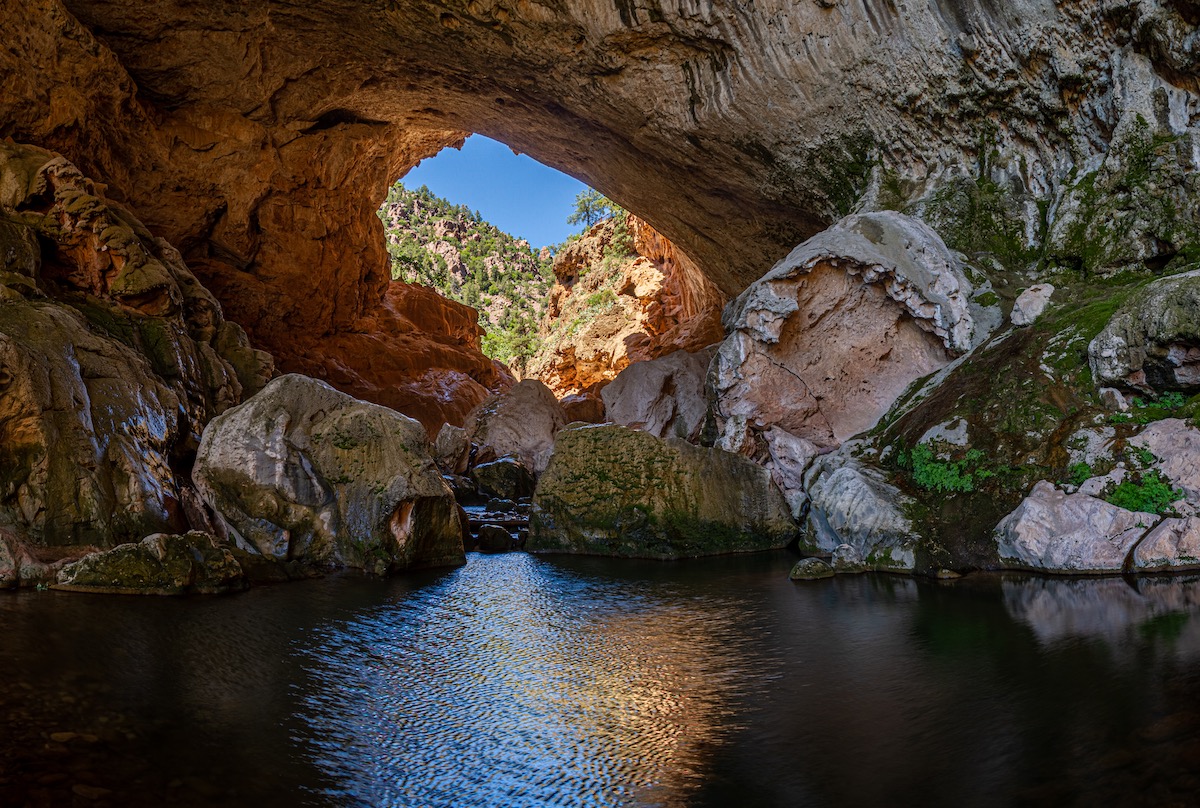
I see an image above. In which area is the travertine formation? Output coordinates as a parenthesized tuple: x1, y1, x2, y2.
(4, 0, 1196, 435)
(710, 212, 999, 499)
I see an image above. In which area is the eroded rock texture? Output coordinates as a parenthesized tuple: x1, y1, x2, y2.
(5, 0, 1197, 434)
(1090, 270, 1200, 393)
(710, 212, 999, 498)
(0, 142, 267, 560)
(527, 214, 724, 398)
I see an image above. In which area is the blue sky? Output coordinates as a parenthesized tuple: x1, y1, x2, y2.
(399, 135, 588, 249)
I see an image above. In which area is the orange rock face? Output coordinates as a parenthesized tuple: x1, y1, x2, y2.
(528, 215, 725, 398)
(1, 0, 506, 433)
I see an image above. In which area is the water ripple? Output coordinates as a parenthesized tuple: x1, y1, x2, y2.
(297, 554, 756, 807)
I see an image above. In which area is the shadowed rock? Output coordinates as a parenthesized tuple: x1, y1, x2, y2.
(529, 424, 795, 559)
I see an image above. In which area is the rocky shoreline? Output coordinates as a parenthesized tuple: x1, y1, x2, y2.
(6, 139, 1200, 593)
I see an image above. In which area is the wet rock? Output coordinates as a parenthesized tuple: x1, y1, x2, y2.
(1134, 518, 1200, 571)
(1090, 270, 1200, 393)
(529, 424, 796, 558)
(789, 558, 834, 580)
(471, 458, 535, 501)
(193, 374, 465, 574)
(467, 379, 567, 475)
(994, 481, 1157, 573)
(710, 212, 998, 495)
(0, 143, 266, 549)
(601, 348, 713, 443)
(476, 524, 514, 554)
(1011, 284, 1055, 326)
(484, 498, 517, 514)
(831, 543, 867, 573)
(443, 474, 478, 503)
(803, 451, 919, 572)
(55, 532, 246, 595)
(434, 423, 469, 475)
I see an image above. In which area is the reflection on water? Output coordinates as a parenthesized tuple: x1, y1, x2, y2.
(300, 554, 760, 807)
(1004, 574, 1200, 648)
(2, 554, 1200, 806)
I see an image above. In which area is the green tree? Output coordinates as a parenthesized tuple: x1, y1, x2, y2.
(567, 188, 622, 230)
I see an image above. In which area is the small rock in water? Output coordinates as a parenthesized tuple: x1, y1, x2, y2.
(789, 558, 834, 580)
(484, 498, 517, 514)
(477, 525, 514, 554)
(72, 784, 112, 800)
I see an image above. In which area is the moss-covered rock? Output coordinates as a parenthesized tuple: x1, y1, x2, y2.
(1090, 268, 1200, 392)
(54, 531, 247, 595)
(471, 457, 535, 501)
(193, 374, 464, 574)
(528, 424, 796, 558)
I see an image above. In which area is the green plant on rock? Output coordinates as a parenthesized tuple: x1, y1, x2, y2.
(898, 444, 983, 494)
(1105, 470, 1182, 515)
(1067, 461, 1094, 486)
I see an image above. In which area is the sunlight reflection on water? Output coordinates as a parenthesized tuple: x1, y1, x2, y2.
(299, 554, 767, 807)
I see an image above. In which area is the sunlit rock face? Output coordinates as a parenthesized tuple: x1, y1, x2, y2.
(4, 1, 1197, 436)
(528, 215, 725, 399)
(0, 141, 268, 564)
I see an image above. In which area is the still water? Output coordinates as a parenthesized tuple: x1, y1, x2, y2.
(2, 552, 1199, 807)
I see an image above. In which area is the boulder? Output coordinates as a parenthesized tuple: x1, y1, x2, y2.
(529, 424, 796, 559)
(789, 557, 834, 580)
(993, 481, 1158, 573)
(467, 379, 567, 475)
(1011, 284, 1055, 326)
(710, 212, 999, 489)
(193, 374, 465, 574)
(601, 348, 713, 443)
(1089, 269, 1200, 392)
(802, 452, 920, 572)
(54, 532, 246, 595)
(471, 458, 535, 501)
(434, 422, 469, 474)
(476, 524, 514, 554)
(1134, 518, 1200, 571)
(560, 393, 606, 424)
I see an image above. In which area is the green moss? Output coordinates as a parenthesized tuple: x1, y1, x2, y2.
(924, 173, 1039, 272)
(1105, 470, 1182, 515)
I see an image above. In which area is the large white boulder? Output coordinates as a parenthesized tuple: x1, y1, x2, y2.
(194, 374, 464, 574)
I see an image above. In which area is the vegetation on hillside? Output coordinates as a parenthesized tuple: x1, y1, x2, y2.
(378, 183, 555, 365)
(377, 183, 630, 369)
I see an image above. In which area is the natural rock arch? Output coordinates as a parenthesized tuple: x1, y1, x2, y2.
(4, 0, 1197, 425)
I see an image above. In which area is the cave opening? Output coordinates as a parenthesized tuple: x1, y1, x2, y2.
(375, 133, 728, 422)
